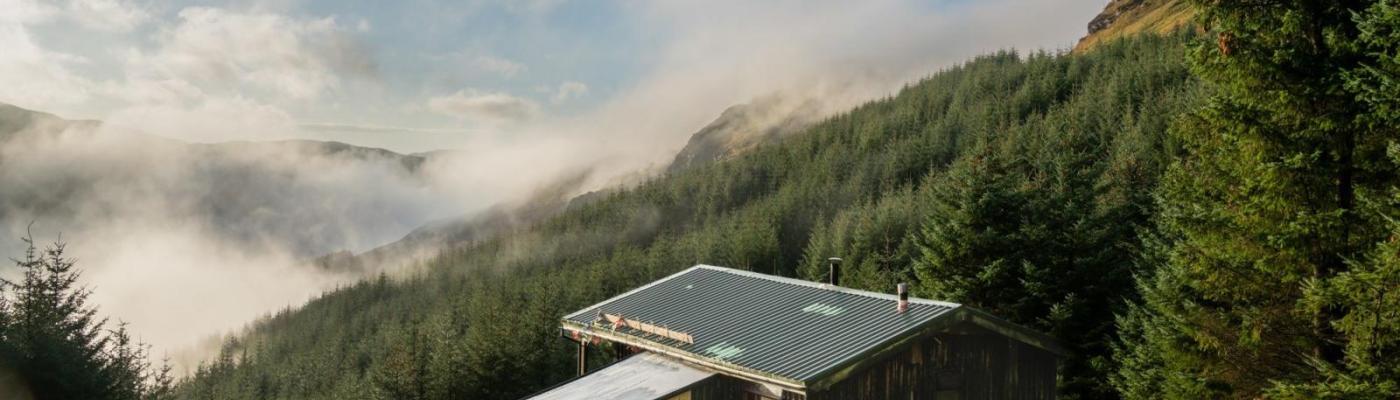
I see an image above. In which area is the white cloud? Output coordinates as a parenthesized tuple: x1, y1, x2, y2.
(67, 0, 151, 32)
(473, 55, 526, 77)
(428, 89, 538, 123)
(0, 0, 58, 24)
(551, 81, 588, 103)
(126, 7, 375, 100)
(63, 6, 385, 143)
(0, 6, 95, 109)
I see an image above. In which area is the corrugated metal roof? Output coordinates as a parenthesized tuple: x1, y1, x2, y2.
(561, 265, 962, 386)
(528, 353, 714, 400)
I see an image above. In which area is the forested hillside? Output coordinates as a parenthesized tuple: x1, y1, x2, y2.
(177, 32, 1198, 400)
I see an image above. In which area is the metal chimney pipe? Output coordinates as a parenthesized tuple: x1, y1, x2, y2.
(827, 257, 842, 286)
(897, 283, 909, 313)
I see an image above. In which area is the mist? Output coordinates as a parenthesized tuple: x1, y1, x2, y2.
(0, 112, 567, 373)
(442, 0, 1106, 191)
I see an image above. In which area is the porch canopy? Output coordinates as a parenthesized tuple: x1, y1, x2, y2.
(528, 353, 713, 400)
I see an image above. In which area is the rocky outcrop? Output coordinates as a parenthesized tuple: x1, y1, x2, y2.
(1075, 0, 1193, 52)
(667, 95, 823, 174)
(1087, 0, 1148, 35)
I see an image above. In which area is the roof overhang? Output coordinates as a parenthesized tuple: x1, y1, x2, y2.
(527, 353, 715, 400)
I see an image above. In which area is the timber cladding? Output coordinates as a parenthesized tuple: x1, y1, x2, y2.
(805, 323, 1058, 400)
(681, 322, 1059, 400)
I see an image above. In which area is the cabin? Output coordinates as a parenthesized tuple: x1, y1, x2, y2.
(527, 264, 1066, 400)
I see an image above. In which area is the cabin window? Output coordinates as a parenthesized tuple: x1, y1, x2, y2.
(665, 391, 692, 400)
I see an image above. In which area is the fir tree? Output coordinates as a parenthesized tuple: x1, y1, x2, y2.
(0, 237, 172, 400)
(1114, 1, 1400, 398)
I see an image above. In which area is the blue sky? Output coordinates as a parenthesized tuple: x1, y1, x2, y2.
(1, 0, 1106, 155)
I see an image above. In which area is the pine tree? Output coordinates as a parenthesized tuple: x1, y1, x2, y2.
(1269, 2, 1400, 396)
(1115, 1, 1400, 398)
(914, 152, 1031, 319)
(0, 237, 171, 400)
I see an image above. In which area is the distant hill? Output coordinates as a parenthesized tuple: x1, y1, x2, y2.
(1075, 0, 1193, 52)
(0, 103, 84, 139)
(0, 102, 450, 262)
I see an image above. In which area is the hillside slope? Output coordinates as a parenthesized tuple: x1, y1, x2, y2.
(666, 95, 822, 173)
(179, 32, 1199, 400)
(1075, 0, 1193, 52)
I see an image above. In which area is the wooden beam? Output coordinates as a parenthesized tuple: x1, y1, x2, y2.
(603, 313, 695, 344)
(577, 339, 587, 377)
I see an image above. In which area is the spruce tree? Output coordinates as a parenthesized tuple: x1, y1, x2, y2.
(0, 237, 172, 400)
(1115, 1, 1400, 398)
(1270, 2, 1400, 396)
(914, 152, 1031, 320)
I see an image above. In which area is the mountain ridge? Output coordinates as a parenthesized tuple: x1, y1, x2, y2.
(1075, 0, 1193, 52)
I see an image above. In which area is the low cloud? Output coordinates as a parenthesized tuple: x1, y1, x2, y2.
(102, 96, 303, 142)
(300, 122, 468, 136)
(0, 116, 483, 374)
(428, 89, 539, 123)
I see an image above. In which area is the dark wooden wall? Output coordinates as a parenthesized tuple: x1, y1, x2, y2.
(808, 322, 1059, 400)
(683, 375, 745, 400)
(674, 375, 810, 400)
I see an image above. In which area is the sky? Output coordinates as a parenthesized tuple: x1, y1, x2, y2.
(2, 0, 1106, 156)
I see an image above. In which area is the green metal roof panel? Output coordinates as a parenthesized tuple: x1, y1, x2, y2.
(562, 265, 960, 384)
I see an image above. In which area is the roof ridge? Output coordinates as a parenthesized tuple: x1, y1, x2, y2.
(693, 264, 962, 308)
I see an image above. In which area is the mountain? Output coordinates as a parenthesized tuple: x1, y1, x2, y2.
(1075, 0, 1193, 52)
(0, 103, 97, 140)
(331, 93, 827, 274)
(325, 95, 826, 273)
(666, 94, 823, 173)
(178, 32, 1198, 399)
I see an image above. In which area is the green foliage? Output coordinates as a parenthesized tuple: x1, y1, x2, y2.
(0, 237, 172, 400)
(1113, 1, 1400, 398)
(177, 34, 1197, 400)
